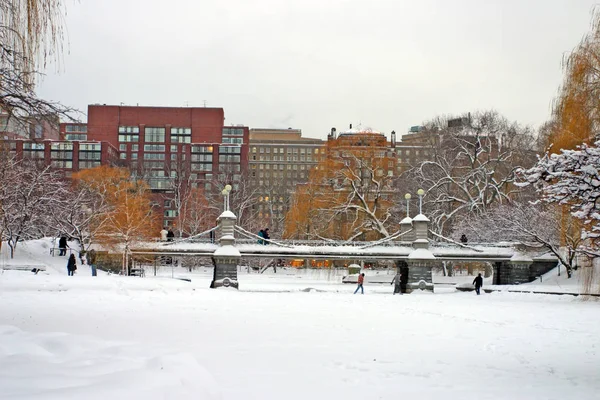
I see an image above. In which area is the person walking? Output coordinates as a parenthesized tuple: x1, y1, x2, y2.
(167, 229, 175, 241)
(473, 272, 483, 295)
(58, 236, 67, 256)
(354, 273, 365, 294)
(391, 271, 402, 295)
(263, 228, 270, 245)
(460, 234, 468, 244)
(67, 254, 77, 276)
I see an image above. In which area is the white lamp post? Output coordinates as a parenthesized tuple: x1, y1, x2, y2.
(222, 184, 232, 211)
(404, 193, 411, 218)
(417, 188, 425, 214)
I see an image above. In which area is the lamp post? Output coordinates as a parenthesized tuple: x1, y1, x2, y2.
(404, 193, 411, 218)
(221, 184, 232, 211)
(417, 188, 425, 214)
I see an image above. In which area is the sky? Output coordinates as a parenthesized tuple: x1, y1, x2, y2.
(38, 0, 598, 140)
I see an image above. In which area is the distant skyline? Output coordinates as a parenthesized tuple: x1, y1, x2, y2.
(38, 0, 597, 139)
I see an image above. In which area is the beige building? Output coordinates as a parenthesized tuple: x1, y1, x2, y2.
(249, 128, 325, 235)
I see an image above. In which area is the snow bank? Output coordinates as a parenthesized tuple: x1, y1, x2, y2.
(0, 325, 221, 400)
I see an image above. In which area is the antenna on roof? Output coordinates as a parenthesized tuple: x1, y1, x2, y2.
(203, 100, 207, 108)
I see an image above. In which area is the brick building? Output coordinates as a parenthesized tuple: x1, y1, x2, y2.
(2, 139, 119, 176)
(249, 128, 325, 234)
(80, 105, 249, 228)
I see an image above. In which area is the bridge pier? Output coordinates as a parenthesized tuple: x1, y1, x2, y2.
(404, 213, 436, 292)
(210, 210, 240, 289)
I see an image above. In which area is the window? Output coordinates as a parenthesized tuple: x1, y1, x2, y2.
(118, 134, 139, 142)
(164, 200, 171, 208)
(222, 137, 243, 144)
(222, 127, 245, 136)
(170, 145, 178, 152)
(132, 144, 139, 151)
(65, 125, 87, 133)
(145, 127, 165, 143)
(119, 126, 140, 134)
(119, 144, 127, 151)
(191, 154, 212, 162)
(131, 153, 138, 160)
(219, 146, 241, 154)
(143, 153, 165, 160)
(65, 134, 88, 141)
(191, 145, 213, 153)
(143, 144, 165, 152)
(171, 154, 177, 161)
(120, 153, 127, 159)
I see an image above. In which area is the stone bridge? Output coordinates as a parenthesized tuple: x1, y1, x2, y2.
(131, 209, 558, 292)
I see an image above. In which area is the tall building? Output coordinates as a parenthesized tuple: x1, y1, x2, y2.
(249, 128, 325, 234)
(1, 109, 60, 141)
(72, 104, 249, 228)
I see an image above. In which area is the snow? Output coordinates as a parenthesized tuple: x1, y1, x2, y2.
(408, 248, 436, 260)
(218, 210, 236, 219)
(510, 252, 534, 263)
(1, 240, 600, 399)
(213, 245, 241, 257)
(400, 217, 413, 224)
(412, 213, 430, 222)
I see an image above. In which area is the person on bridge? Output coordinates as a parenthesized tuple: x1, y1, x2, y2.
(460, 234, 468, 244)
(354, 273, 365, 294)
(263, 228, 270, 245)
(167, 229, 175, 241)
(473, 273, 483, 295)
(257, 229, 265, 245)
(160, 228, 168, 241)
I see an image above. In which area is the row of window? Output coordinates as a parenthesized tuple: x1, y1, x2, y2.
(65, 125, 87, 133)
(254, 147, 321, 154)
(252, 171, 306, 179)
(252, 155, 318, 162)
(254, 164, 309, 170)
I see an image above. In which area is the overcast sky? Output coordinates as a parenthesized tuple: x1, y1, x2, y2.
(38, 0, 597, 140)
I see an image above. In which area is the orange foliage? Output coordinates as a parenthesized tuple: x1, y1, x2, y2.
(548, 10, 600, 152)
(73, 166, 159, 249)
(284, 136, 397, 241)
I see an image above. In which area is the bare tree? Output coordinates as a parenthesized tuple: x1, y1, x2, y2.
(411, 110, 537, 234)
(0, 0, 77, 131)
(454, 203, 580, 278)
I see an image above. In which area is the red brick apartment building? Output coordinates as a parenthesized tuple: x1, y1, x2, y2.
(76, 105, 249, 228)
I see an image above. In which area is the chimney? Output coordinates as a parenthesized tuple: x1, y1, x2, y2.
(330, 127, 337, 139)
(391, 130, 396, 148)
(349, 123, 352, 129)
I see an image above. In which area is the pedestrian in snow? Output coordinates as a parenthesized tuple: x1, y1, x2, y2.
(257, 229, 265, 245)
(460, 234, 468, 244)
(67, 254, 77, 276)
(473, 272, 483, 295)
(160, 228, 168, 241)
(263, 228, 270, 245)
(167, 229, 175, 241)
(391, 271, 402, 295)
(58, 236, 67, 256)
(354, 273, 365, 294)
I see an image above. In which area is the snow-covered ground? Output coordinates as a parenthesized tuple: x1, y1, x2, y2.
(1, 240, 599, 399)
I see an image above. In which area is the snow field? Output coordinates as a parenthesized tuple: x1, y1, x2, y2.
(1, 275, 599, 400)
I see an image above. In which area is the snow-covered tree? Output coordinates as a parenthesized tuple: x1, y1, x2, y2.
(453, 203, 580, 278)
(285, 134, 398, 241)
(411, 110, 537, 234)
(0, 156, 68, 257)
(520, 141, 600, 253)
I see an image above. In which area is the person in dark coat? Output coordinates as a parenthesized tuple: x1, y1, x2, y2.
(473, 273, 483, 295)
(167, 229, 175, 241)
(263, 228, 270, 245)
(67, 254, 77, 276)
(58, 236, 67, 256)
(460, 234, 468, 244)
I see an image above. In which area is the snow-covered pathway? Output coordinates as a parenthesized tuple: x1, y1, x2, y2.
(0, 274, 598, 400)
